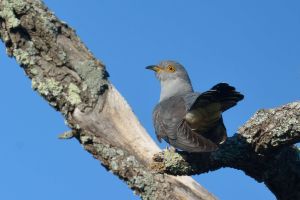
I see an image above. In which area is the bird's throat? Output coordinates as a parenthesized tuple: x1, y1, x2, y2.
(159, 79, 193, 102)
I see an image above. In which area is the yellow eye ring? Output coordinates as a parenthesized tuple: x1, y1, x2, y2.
(167, 65, 176, 72)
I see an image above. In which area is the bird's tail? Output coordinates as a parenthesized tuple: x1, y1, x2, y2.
(209, 83, 244, 111)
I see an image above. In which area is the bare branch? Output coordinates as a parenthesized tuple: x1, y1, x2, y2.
(239, 102, 300, 153)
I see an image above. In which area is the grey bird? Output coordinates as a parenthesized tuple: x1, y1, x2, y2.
(146, 61, 244, 152)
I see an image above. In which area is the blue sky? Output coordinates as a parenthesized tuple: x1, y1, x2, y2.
(1, 0, 299, 199)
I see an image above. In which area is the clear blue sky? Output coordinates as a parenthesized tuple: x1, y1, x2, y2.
(1, 0, 299, 199)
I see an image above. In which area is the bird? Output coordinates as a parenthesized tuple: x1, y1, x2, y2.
(146, 60, 244, 152)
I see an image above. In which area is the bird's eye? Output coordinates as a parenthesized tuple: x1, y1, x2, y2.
(167, 65, 176, 73)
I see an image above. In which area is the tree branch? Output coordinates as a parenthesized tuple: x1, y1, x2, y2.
(152, 102, 300, 200)
(2, 1, 299, 199)
(0, 0, 216, 199)
(239, 102, 300, 153)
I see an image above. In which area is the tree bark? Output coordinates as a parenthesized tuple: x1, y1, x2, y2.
(1, 0, 299, 200)
(0, 0, 215, 199)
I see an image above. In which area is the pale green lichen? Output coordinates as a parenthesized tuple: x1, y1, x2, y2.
(0, 0, 29, 28)
(130, 172, 155, 191)
(163, 151, 191, 174)
(13, 41, 37, 66)
(116, 149, 124, 157)
(14, 49, 31, 65)
(32, 78, 63, 96)
(27, 2, 57, 36)
(8, 0, 28, 14)
(80, 135, 173, 200)
(3, 34, 9, 43)
(40, 12, 58, 35)
(31, 78, 38, 90)
(74, 60, 104, 97)
(66, 83, 82, 105)
(74, 123, 81, 129)
(82, 83, 88, 91)
(110, 160, 119, 171)
(80, 135, 92, 144)
(0, 2, 19, 28)
(30, 67, 39, 75)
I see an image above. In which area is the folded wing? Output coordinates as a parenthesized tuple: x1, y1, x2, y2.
(184, 83, 244, 144)
(153, 95, 218, 152)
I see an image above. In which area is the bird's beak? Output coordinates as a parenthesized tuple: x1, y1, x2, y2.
(146, 65, 162, 73)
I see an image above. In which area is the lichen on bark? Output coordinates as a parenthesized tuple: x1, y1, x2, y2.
(79, 131, 177, 200)
(0, 0, 109, 115)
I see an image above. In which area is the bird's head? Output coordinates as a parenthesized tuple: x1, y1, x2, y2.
(146, 60, 193, 101)
(146, 60, 190, 83)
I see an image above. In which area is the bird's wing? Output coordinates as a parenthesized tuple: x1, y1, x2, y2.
(153, 96, 218, 152)
(153, 105, 170, 142)
(188, 83, 244, 112)
(184, 83, 243, 144)
(153, 97, 185, 142)
(174, 120, 218, 152)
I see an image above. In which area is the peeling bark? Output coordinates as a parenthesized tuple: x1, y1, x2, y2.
(153, 103, 300, 200)
(0, 0, 215, 199)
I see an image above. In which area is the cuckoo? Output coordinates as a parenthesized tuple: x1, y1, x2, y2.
(146, 61, 244, 152)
